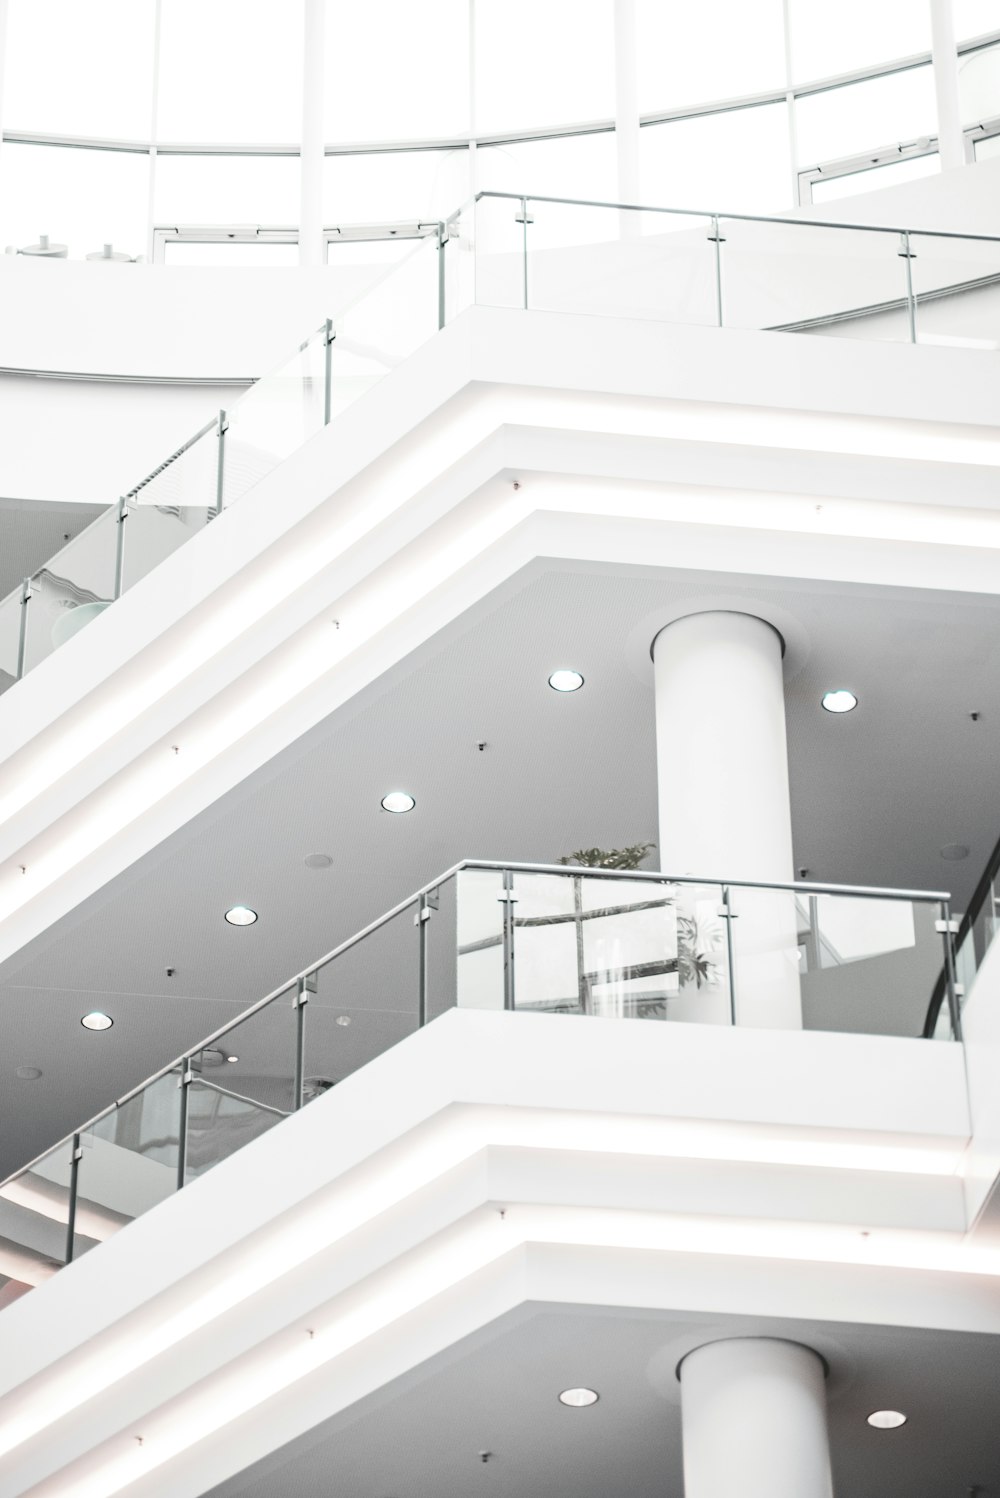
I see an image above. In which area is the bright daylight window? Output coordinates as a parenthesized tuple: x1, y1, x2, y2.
(0, 2, 995, 260)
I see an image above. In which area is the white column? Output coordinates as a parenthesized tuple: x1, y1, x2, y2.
(653, 612, 801, 1027)
(613, 0, 641, 224)
(930, 0, 965, 172)
(299, 0, 326, 266)
(681, 1339, 833, 1498)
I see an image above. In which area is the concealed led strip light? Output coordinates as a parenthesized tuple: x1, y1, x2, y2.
(24, 1201, 1000, 1498)
(0, 1106, 975, 1467)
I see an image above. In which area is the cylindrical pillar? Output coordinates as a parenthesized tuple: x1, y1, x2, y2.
(680, 1339, 833, 1498)
(653, 612, 801, 1027)
(930, 0, 965, 172)
(299, 0, 325, 266)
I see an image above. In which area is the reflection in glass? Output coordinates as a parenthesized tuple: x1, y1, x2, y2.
(75, 1074, 181, 1257)
(20, 507, 118, 674)
(0, 1139, 74, 1303)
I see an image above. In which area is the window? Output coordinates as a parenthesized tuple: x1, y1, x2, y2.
(473, 0, 614, 134)
(0, 144, 150, 257)
(155, 155, 301, 224)
(787, 0, 931, 83)
(953, 2, 1000, 41)
(640, 103, 793, 215)
(161, 241, 300, 267)
(323, 150, 470, 223)
(3, 0, 156, 138)
(157, 0, 304, 143)
(959, 39, 1000, 121)
(795, 65, 937, 165)
(477, 131, 617, 203)
(637, 0, 785, 113)
(324, 0, 468, 143)
(809, 152, 940, 205)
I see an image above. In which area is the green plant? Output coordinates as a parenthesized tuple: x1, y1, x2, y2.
(558, 843, 655, 871)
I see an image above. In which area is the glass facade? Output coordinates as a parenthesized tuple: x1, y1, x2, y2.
(0, 3, 997, 260)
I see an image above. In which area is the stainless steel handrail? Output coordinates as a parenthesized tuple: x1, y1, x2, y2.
(0, 858, 952, 1191)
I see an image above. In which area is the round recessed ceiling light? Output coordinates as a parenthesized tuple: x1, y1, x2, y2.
(821, 689, 858, 714)
(335, 1014, 352, 1027)
(81, 1011, 113, 1032)
(304, 853, 333, 870)
(226, 1055, 239, 1064)
(558, 1387, 599, 1407)
(381, 791, 415, 814)
(867, 1410, 907, 1430)
(224, 905, 258, 926)
(940, 843, 969, 861)
(15, 1066, 42, 1080)
(548, 669, 584, 693)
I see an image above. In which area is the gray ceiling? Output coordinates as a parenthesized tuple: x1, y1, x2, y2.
(205, 1302, 1000, 1498)
(2, 561, 1000, 1177)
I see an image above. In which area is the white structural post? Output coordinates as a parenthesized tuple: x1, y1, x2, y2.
(652, 612, 801, 1027)
(613, 0, 640, 231)
(930, 0, 965, 171)
(299, 0, 325, 266)
(681, 1339, 833, 1498)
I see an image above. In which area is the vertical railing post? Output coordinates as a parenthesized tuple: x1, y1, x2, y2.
(64, 1133, 82, 1264)
(721, 884, 737, 1026)
(15, 576, 32, 680)
(501, 868, 517, 1011)
(294, 973, 316, 1108)
(939, 900, 963, 1041)
(416, 895, 430, 1026)
(573, 874, 585, 1011)
(177, 1058, 191, 1190)
(711, 215, 724, 327)
(214, 409, 228, 518)
(436, 221, 446, 331)
(323, 318, 334, 426)
(900, 231, 917, 344)
(113, 495, 129, 600)
(520, 196, 529, 310)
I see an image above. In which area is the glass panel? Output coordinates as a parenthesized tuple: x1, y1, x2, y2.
(0, 585, 24, 691)
(525, 201, 718, 325)
(130, 423, 219, 511)
(473, 195, 527, 310)
(74, 1075, 181, 1258)
(157, 0, 304, 144)
(477, 132, 618, 204)
(909, 233, 1000, 349)
(323, 150, 470, 224)
(326, 236, 440, 423)
(473, 0, 615, 135)
(788, 0, 931, 82)
(810, 153, 939, 205)
(637, 0, 786, 112)
(164, 242, 300, 268)
(186, 994, 297, 1180)
(0, 1139, 74, 1301)
(154, 154, 301, 224)
(425, 877, 459, 1023)
(456, 868, 506, 1010)
(323, 0, 469, 143)
(959, 37, 1000, 120)
(21, 508, 118, 674)
(794, 66, 937, 166)
(121, 503, 214, 593)
(305, 907, 420, 1093)
(223, 328, 328, 508)
(717, 219, 909, 341)
(731, 889, 943, 1037)
(443, 202, 477, 324)
(3, 0, 156, 138)
(974, 131, 1000, 159)
(0, 143, 150, 260)
(639, 103, 793, 215)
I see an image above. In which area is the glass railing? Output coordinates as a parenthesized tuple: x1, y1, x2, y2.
(3, 191, 996, 700)
(924, 833, 1000, 1038)
(0, 860, 959, 1305)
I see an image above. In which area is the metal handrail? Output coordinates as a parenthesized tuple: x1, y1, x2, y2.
(466, 188, 1000, 244)
(0, 858, 953, 1192)
(923, 837, 1000, 1036)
